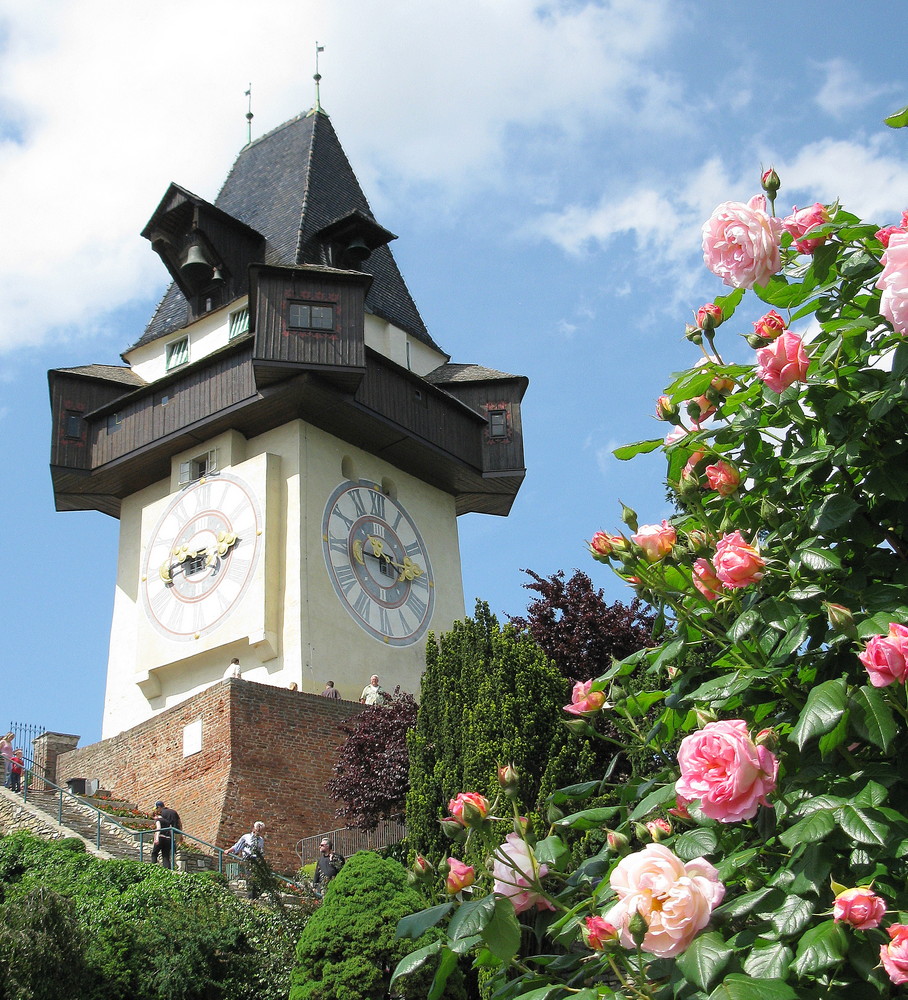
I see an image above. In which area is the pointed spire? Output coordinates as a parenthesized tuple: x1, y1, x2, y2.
(310, 43, 326, 116)
(244, 83, 254, 146)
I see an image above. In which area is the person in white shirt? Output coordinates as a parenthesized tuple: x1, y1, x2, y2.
(228, 821, 266, 898)
(359, 674, 386, 705)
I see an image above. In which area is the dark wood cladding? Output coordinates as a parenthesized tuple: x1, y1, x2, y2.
(438, 380, 527, 476)
(356, 353, 484, 470)
(252, 266, 367, 375)
(91, 348, 257, 468)
(49, 373, 135, 472)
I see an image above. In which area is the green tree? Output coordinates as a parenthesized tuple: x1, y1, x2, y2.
(289, 852, 464, 1000)
(407, 601, 598, 859)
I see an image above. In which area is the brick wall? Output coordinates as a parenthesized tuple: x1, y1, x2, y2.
(56, 679, 362, 872)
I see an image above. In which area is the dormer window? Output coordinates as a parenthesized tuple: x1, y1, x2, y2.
(166, 337, 189, 370)
(229, 307, 250, 340)
(489, 410, 508, 439)
(288, 301, 334, 332)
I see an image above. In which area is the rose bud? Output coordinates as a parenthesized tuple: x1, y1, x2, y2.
(753, 309, 786, 341)
(439, 817, 466, 840)
(696, 303, 723, 331)
(755, 728, 779, 750)
(628, 908, 649, 946)
(588, 532, 614, 562)
(606, 829, 629, 853)
(412, 855, 434, 879)
(445, 857, 476, 894)
(685, 323, 703, 345)
(497, 763, 520, 796)
(656, 395, 680, 423)
(761, 167, 781, 197)
(620, 502, 639, 533)
(646, 818, 672, 842)
(583, 915, 619, 950)
(823, 601, 857, 639)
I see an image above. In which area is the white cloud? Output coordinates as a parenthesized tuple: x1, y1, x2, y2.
(0, 0, 680, 354)
(814, 58, 891, 118)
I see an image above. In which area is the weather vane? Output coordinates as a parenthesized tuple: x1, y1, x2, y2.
(244, 83, 254, 146)
(314, 42, 325, 112)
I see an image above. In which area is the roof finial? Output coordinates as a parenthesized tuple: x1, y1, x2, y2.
(244, 83, 254, 146)
(313, 42, 325, 112)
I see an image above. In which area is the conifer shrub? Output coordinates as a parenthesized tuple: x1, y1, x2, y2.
(289, 851, 465, 1000)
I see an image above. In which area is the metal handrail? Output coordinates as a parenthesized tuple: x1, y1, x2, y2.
(18, 758, 303, 891)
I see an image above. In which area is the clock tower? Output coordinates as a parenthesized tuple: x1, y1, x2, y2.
(48, 104, 528, 739)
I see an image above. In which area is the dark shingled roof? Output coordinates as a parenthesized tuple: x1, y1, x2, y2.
(131, 109, 443, 356)
(425, 363, 526, 386)
(55, 364, 146, 387)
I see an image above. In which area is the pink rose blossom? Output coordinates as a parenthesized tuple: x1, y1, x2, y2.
(876, 224, 907, 248)
(632, 521, 677, 563)
(858, 623, 908, 687)
(669, 794, 692, 820)
(676, 720, 778, 822)
(704, 460, 740, 497)
(447, 792, 490, 827)
(877, 231, 908, 335)
(701, 195, 783, 289)
(833, 887, 886, 930)
(604, 844, 725, 958)
(583, 915, 619, 950)
(783, 202, 831, 254)
(881, 924, 908, 984)
(712, 531, 765, 589)
(756, 330, 809, 393)
(445, 857, 475, 894)
(692, 558, 722, 601)
(753, 309, 787, 340)
(492, 833, 555, 914)
(564, 678, 607, 716)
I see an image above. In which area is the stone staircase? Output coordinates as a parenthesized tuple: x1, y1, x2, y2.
(19, 788, 151, 861)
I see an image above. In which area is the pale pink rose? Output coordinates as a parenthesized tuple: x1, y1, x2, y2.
(564, 678, 607, 716)
(445, 857, 475, 894)
(877, 231, 908, 335)
(704, 460, 740, 497)
(881, 924, 908, 984)
(753, 309, 786, 340)
(755, 330, 809, 393)
(858, 623, 908, 687)
(604, 844, 725, 958)
(712, 531, 765, 589)
(701, 195, 783, 289)
(492, 833, 555, 914)
(583, 915, 618, 950)
(632, 521, 677, 563)
(447, 792, 490, 827)
(833, 887, 886, 930)
(692, 558, 722, 601)
(676, 719, 778, 822)
(783, 202, 830, 253)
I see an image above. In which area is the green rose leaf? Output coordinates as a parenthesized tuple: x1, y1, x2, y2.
(613, 438, 664, 461)
(427, 946, 459, 1000)
(790, 920, 846, 976)
(390, 940, 442, 985)
(447, 895, 496, 942)
(850, 686, 897, 752)
(885, 104, 908, 127)
(707, 975, 797, 1000)
(769, 894, 815, 938)
(837, 804, 888, 846)
(676, 931, 733, 991)
(547, 780, 602, 806)
(534, 834, 570, 870)
(790, 546, 843, 575)
(674, 827, 719, 861)
(554, 806, 621, 830)
(812, 494, 859, 533)
(743, 941, 793, 979)
(396, 902, 453, 939)
(481, 896, 522, 962)
(753, 274, 817, 309)
(629, 782, 679, 821)
(714, 886, 778, 920)
(790, 677, 847, 749)
(779, 808, 836, 850)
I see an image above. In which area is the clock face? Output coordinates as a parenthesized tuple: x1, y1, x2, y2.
(322, 481, 435, 646)
(140, 473, 262, 641)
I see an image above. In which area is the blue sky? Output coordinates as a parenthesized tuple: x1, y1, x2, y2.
(1, 0, 906, 745)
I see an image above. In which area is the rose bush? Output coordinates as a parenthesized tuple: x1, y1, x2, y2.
(393, 111, 908, 1000)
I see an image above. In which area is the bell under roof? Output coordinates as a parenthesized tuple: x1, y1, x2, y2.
(131, 109, 443, 356)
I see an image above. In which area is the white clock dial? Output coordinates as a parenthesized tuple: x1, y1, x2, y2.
(140, 473, 262, 640)
(322, 481, 435, 646)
